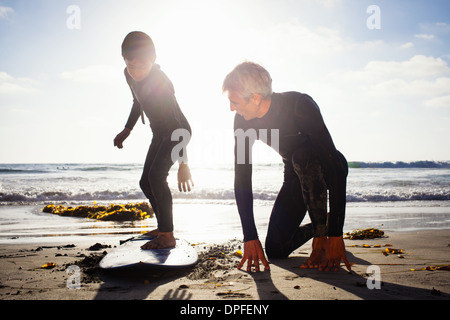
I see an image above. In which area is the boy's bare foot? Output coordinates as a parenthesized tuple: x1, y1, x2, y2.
(141, 232, 176, 250)
(143, 228, 159, 237)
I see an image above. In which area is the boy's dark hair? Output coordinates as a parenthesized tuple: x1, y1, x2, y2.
(122, 31, 156, 60)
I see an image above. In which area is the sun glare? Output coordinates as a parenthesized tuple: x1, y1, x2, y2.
(137, 2, 246, 167)
(128, 1, 282, 168)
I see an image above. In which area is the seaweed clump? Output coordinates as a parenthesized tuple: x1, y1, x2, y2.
(344, 228, 385, 240)
(42, 202, 154, 221)
(187, 240, 242, 281)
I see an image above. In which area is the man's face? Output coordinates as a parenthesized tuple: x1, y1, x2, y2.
(125, 56, 154, 82)
(227, 90, 262, 121)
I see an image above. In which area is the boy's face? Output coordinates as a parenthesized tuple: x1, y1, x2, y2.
(125, 56, 154, 82)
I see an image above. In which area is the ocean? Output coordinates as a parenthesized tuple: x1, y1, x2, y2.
(1, 161, 450, 244)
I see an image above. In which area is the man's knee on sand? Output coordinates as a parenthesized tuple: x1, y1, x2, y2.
(265, 234, 290, 259)
(265, 224, 298, 259)
(265, 223, 315, 259)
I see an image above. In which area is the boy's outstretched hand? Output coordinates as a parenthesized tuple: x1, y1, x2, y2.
(238, 239, 270, 272)
(178, 163, 194, 192)
(114, 128, 131, 149)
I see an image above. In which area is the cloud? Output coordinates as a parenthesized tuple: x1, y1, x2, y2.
(425, 95, 450, 109)
(239, 19, 384, 64)
(314, 0, 342, 9)
(325, 55, 450, 109)
(0, 6, 14, 19)
(319, 53, 450, 161)
(59, 64, 122, 84)
(435, 22, 450, 33)
(368, 77, 450, 99)
(0, 72, 39, 96)
(414, 33, 436, 40)
(363, 55, 450, 80)
(400, 42, 414, 49)
(419, 22, 450, 35)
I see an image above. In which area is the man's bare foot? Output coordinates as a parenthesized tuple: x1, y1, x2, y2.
(300, 236, 327, 269)
(140, 232, 176, 250)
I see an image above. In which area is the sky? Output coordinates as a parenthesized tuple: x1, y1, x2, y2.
(0, 0, 449, 165)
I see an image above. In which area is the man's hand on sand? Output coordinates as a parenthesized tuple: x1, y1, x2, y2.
(319, 236, 351, 272)
(301, 236, 351, 272)
(237, 239, 270, 272)
(300, 236, 327, 269)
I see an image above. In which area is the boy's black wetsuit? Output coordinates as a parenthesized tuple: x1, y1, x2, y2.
(124, 64, 191, 233)
(234, 92, 348, 258)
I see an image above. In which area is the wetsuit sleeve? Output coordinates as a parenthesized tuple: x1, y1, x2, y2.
(234, 116, 258, 242)
(124, 92, 141, 131)
(295, 94, 346, 237)
(123, 68, 141, 131)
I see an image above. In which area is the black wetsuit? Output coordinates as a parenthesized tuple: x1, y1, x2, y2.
(124, 64, 191, 233)
(234, 92, 348, 258)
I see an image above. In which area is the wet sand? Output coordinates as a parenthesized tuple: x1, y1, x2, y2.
(1, 229, 449, 303)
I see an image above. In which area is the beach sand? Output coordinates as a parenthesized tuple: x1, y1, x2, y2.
(1, 229, 449, 301)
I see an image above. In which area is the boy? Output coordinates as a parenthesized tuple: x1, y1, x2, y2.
(114, 31, 193, 249)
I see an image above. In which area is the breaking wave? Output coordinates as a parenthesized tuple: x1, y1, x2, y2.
(1, 188, 449, 205)
(1, 162, 449, 205)
(348, 161, 450, 169)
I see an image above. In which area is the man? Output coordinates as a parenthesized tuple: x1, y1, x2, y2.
(223, 62, 350, 272)
(114, 31, 193, 249)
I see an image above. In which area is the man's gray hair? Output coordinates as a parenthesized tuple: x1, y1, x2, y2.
(222, 62, 272, 100)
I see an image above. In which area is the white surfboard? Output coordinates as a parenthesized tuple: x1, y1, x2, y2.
(99, 235, 198, 270)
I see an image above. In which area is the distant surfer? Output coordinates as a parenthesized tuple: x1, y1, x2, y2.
(223, 62, 350, 272)
(114, 31, 193, 249)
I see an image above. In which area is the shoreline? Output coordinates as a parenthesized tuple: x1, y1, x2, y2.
(1, 229, 449, 301)
(1, 200, 450, 246)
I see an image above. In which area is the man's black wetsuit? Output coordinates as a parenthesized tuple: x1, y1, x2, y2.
(124, 64, 191, 233)
(234, 92, 348, 258)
